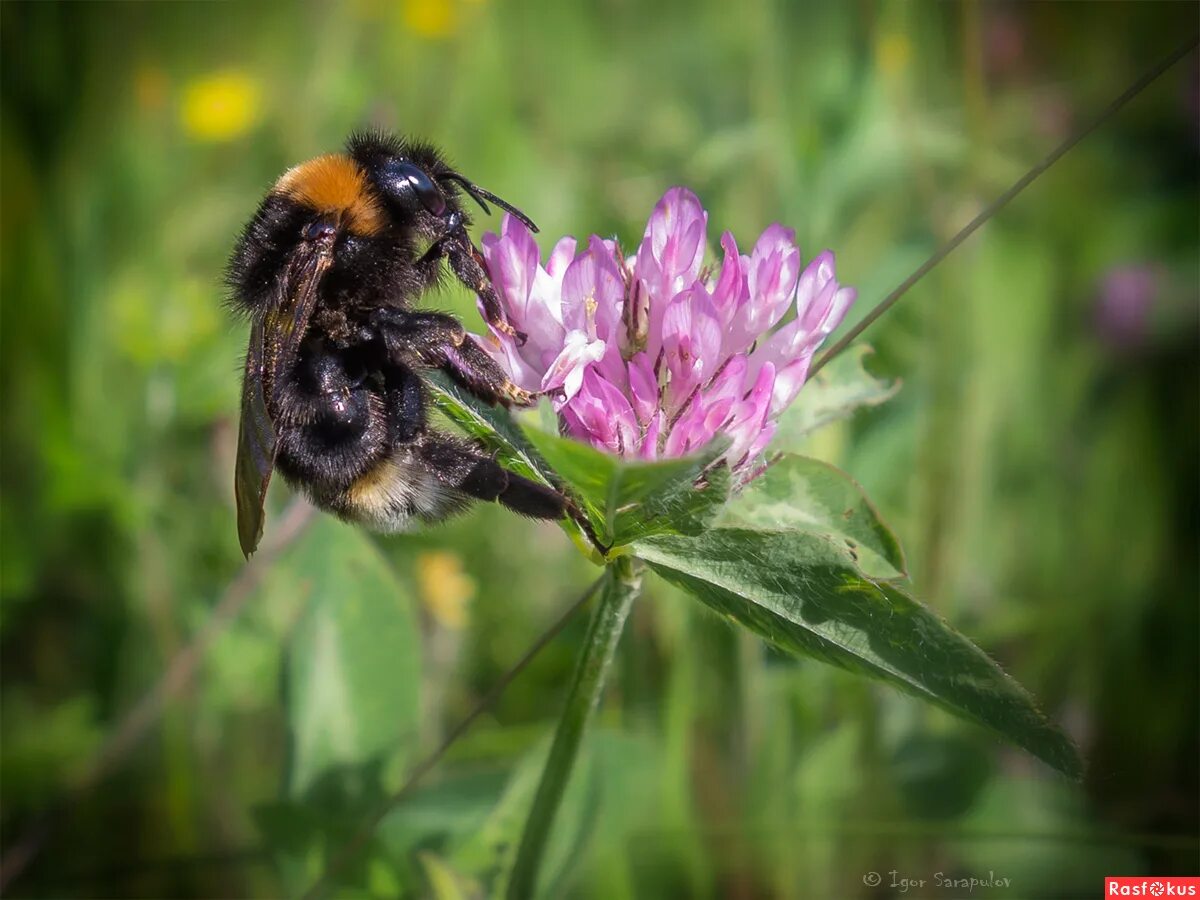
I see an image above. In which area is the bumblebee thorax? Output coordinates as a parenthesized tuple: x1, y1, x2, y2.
(274, 154, 385, 237)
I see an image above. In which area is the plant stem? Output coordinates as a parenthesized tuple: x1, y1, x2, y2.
(507, 556, 642, 899)
(301, 575, 604, 900)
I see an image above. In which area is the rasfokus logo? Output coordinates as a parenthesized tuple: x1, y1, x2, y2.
(1106, 878, 1200, 897)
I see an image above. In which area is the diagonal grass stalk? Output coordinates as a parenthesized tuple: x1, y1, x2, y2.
(809, 32, 1199, 379)
(0, 500, 316, 895)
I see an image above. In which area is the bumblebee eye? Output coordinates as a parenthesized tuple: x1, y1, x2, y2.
(378, 159, 446, 217)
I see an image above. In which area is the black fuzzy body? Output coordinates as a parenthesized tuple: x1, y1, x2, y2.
(227, 133, 563, 552)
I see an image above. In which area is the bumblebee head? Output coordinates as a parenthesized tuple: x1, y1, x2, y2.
(346, 131, 459, 227)
(348, 131, 539, 235)
(227, 131, 536, 316)
(269, 132, 456, 244)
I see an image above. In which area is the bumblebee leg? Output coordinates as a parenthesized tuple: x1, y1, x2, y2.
(371, 308, 535, 407)
(439, 336, 536, 407)
(381, 361, 426, 443)
(443, 230, 527, 344)
(407, 211, 522, 343)
(415, 432, 566, 520)
(371, 308, 464, 355)
(409, 211, 464, 288)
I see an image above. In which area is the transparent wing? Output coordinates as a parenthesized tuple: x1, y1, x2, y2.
(235, 317, 276, 557)
(234, 250, 332, 557)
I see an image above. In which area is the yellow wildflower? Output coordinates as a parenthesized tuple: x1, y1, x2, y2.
(180, 70, 261, 142)
(403, 0, 457, 39)
(415, 551, 475, 630)
(876, 33, 912, 78)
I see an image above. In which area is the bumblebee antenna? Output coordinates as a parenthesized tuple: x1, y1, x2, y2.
(441, 173, 540, 233)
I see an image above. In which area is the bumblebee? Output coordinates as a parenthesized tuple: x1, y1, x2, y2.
(228, 131, 565, 557)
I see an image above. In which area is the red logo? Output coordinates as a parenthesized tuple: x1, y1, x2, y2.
(1106, 878, 1200, 897)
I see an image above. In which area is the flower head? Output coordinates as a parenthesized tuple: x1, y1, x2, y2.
(476, 188, 856, 478)
(1094, 263, 1160, 352)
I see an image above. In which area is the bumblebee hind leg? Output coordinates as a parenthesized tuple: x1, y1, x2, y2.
(414, 432, 566, 521)
(334, 432, 563, 529)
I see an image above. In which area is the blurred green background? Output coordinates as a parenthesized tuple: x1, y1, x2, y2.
(2, 1, 1197, 897)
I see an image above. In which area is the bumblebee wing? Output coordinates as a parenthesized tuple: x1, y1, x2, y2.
(264, 251, 332, 394)
(234, 250, 333, 558)
(235, 316, 277, 558)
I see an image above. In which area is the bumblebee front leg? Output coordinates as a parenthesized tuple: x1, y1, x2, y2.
(371, 308, 535, 407)
(443, 229, 527, 345)
(414, 212, 524, 343)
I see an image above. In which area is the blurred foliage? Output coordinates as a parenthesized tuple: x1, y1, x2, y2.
(1, 1, 1197, 897)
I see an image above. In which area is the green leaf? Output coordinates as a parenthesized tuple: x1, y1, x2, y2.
(255, 763, 399, 897)
(450, 739, 601, 899)
(774, 345, 898, 445)
(426, 372, 730, 552)
(520, 424, 731, 548)
(634, 529, 1081, 777)
(720, 453, 906, 578)
(373, 770, 508, 892)
(426, 370, 558, 489)
(426, 372, 599, 554)
(270, 517, 422, 796)
(378, 769, 507, 850)
(418, 852, 479, 900)
(449, 750, 546, 895)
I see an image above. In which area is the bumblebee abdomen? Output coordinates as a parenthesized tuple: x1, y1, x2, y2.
(274, 342, 387, 491)
(276, 417, 383, 493)
(326, 450, 464, 532)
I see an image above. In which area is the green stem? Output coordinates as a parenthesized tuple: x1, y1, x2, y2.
(507, 556, 642, 899)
